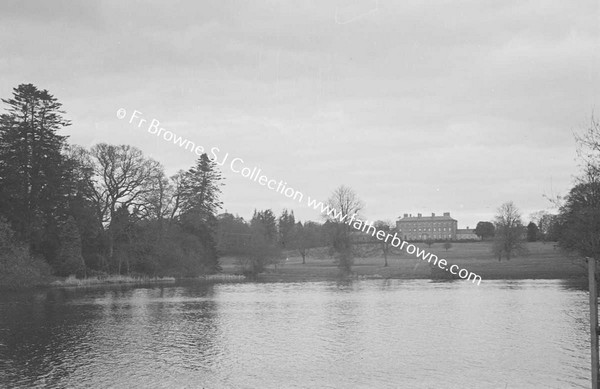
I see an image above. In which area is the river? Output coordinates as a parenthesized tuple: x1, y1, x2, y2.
(0, 279, 591, 388)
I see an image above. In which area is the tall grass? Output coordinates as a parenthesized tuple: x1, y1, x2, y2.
(197, 274, 246, 282)
(51, 274, 176, 287)
(52, 273, 245, 287)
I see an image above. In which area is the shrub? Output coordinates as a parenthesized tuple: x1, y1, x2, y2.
(0, 218, 53, 289)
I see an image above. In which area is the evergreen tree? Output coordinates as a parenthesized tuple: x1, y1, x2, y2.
(0, 84, 71, 260)
(178, 153, 224, 273)
(63, 145, 106, 272)
(474, 221, 495, 240)
(278, 209, 295, 249)
(526, 222, 539, 242)
(251, 209, 278, 242)
(180, 153, 223, 218)
(56, 216, 86, 277)
(244, 209, 281, 275)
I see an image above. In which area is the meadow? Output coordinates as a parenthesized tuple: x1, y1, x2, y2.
(220, 241, 587, 282)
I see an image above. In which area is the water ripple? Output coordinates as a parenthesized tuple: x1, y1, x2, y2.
(0, 280, 591, 388)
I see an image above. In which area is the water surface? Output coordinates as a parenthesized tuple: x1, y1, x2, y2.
(0, 279, 591, 388)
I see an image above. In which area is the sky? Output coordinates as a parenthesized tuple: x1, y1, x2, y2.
(1, 0, 598, 228)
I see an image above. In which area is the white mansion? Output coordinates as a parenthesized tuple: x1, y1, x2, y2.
(395, 212, 477, 241)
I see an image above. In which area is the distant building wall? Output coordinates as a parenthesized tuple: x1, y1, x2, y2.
(396, 212, 457, 241)
(456, 227, 480, 241)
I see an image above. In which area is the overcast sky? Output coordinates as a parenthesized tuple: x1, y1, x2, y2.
(1, 0, 598, 227)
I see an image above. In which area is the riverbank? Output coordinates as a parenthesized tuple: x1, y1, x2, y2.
(221, 241, 587, 283)
(48, 274, 246, 288)
(1, 242, 585, 290)
(50, 274, 177, 287)
(0, 273, 247, 291)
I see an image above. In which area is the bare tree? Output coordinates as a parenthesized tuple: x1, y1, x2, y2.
(326, 185, 364, 220)
(167, 170, 185, 222)
(86, 144, 164, 266)
(290, 221, 320, 264)
(136, 169, 172, 221)
(364, 220, 397, 267)
(558, 117, 600, 260)
(325, 185, 364, 274)
(493, 201, 525, 261)
(575, 115, 600, 184)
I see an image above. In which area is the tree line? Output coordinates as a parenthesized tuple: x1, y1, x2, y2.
(0, 84, 360, 285)
(1, 83, 597, 286)
(0, 84, 231, 285)
(469, 117, 600, 262)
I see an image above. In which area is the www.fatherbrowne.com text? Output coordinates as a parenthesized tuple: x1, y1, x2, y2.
(119, 108, 482, 286)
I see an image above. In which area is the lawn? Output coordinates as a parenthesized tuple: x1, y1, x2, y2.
(220, 241, 587, 282)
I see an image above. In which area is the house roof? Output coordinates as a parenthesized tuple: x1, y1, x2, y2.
(397, 215, 456, 222)
(456, 229, 476, 234)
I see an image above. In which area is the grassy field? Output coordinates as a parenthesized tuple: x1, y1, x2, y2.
(220, 241, 587, 282)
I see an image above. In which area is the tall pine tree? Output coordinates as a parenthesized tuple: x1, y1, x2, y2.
(278, 209, 295, 249)
(0, 84, 71, 260)
(178, 153, 224, 272)
(180, 153, 223, 217)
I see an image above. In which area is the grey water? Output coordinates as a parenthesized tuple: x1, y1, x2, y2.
(0, 279, 591, 388)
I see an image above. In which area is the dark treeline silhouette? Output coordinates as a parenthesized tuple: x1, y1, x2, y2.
(0, 84, 226, 284)
(0, 83, 333, 286)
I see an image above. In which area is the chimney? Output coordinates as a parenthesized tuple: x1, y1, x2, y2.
(417, 213, 422, 218)
(403, 213, 408, 218)
(443, 212, 450, 217)
(431, 213, 435, 217)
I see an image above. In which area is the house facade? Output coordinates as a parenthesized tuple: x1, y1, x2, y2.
(396, 212, 457, 241)
(456, 227, 480, 240)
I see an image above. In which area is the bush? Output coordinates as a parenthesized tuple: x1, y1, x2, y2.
(0, 218, 53, 289)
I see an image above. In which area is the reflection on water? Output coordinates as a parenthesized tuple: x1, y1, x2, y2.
(0, 280, 591, 388)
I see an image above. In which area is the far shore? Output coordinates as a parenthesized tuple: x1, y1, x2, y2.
(48, 273, 246, 288)
(0, 273, 246, 291)
(1, 241, 587, 290)
(221, 241, 587, 283)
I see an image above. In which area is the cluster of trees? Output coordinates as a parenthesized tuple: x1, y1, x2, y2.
(217, 186, 399, 275)
(6, 83, 596, 283)
(474, 117, 600, 262)
(555, 117, 600, 260)
(475, 204, 561, 261)
(0, 84, 379, 283)
(217, 208, 342, 275)
(526, 212, 561, 242)
(474, 221, 495, 240)
(218, 115, 600, 270)
(0, 84, 224, 281)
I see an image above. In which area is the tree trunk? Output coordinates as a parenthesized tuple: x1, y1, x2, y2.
(107, 226, 114, 259)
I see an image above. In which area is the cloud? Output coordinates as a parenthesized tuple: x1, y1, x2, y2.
(0, 0, 597, 227)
